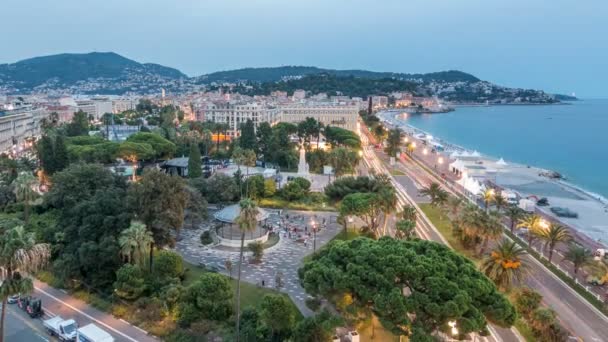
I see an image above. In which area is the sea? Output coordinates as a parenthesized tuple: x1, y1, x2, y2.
(397, 99, 608, 199)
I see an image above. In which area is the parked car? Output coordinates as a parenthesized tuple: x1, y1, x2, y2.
(537, 197, 550, 206)
(7, 294, 19, 304)
(551, 207, 579, 218)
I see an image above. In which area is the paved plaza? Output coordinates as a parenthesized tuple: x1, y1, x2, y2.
(174, 209, 342, 316)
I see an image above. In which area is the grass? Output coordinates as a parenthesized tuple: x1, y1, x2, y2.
(182, 260, 303, 320)
(418, 203, 480, 262)
(514, 319, 536, 342)
(390, 169, 406, 176)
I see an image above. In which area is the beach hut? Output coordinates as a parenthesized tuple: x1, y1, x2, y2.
(497, 158, 508, 166)
(471, 150, 481, 157)
(449, 159, 466, 175)
(458, 174, 483, 195)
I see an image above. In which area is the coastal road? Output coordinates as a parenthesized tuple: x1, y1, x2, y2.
(359, 127, 520, 342)
(372, 119, 608, 341)
(18, 280, 158, 342)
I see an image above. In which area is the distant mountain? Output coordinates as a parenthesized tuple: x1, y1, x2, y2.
(197, 66, 479, 84)
(0, 52, 186, 93)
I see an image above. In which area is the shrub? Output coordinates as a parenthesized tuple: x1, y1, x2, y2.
(154, 250, 185, 280)
(177, 273, 232, 326)
(305, 297, 322, 312)
(113, 264, 146, 300)
(514, 287, 542, 318)
(248, 241, 264, 263)
(200, 231, 213, 245)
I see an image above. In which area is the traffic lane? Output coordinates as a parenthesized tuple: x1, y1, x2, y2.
(392, 175, 430, 203)
(4, 303, 50, 342)
(34, 280, 155, 342)
(524, 258, 608, 342)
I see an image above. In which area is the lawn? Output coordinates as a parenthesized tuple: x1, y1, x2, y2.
(258, 196, 336, 211)
(418, 203, 479, 262)
(183, 260, 303, 320)
(390, 169, 406, 176)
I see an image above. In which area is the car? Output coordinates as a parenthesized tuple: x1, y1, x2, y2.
(551, 207, 579, 218)
(536, 197, 550, 206)
(7, 294, 19, 304)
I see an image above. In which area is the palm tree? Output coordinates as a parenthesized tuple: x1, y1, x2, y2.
(517, 214, 544, 246)
(482, 188, 495, 213)
(400, 205, 417, 222)
(12, 172, 38, 224)
(234, 198, 259, 341)
(377, 187, 397, 237)
(563, 244, 592, 280)
(445, 196, 463, 219)
(537, 224, 571, 263)
(481, 239, 529, 290)
(493, 193, 508, 212)
(420, 182, 448, 207)
(477, 211, 504, 256)
(0, 226, 50, 342)
(505, 205, 524, 233)
(395, 220, 416, 240)
(119, 221, 153, 270)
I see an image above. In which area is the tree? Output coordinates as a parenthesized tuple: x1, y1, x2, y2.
(153, 250, 184, 282)
(384, 128, 402, 157)
(419, 182, 448, 207)
(187, 144, 202, 178)
(481, 240, 529, 290)
(117, 142, 155, 181)
(514, 288, 542, 319)
(259, 294, 296, 340)
(476, 211, 504, 256)
(118, 221, 153, 270)
(537, 224, 571, 263)
(13, 172, 38, 224)
(244, 175, 265, 199)
(517, 214, 544, 246)
(126, 132, 176, 160)
(178, 273, 232, 326)
(239, 119, 257, 151)
(329, 147, 359, 177)
(235, 198, 259, 341)
(281, 182, 307, 201)
(482, 189, 495, 213)
(263, 179, 276, 198)
(395, 219, 416, 240)
(113, 264, 146, 300)
(563, 244, 592, 280)
(185, 185, 207, 228)
(248, 241, 264, 263)
(445, 196, 462, 218)
(256, 122, 273, 163)
(0, 226, 50, 342)
(53, 134, 69, 173)
(293, 310, 342, 342)
(400, 205, 417, 222)
(67, 110, 90, 136)
(128, 169, 187, 272)
(505, 205, 524, 233)
(299, 237, 516, 338)
(340, 192, 384, 237)
(493, 193, 508, 212)
(194, 174, 239, 203)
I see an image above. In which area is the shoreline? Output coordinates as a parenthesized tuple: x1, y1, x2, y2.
(381, 109, 608, 246)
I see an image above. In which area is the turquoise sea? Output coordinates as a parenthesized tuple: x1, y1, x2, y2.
(399, 99, 608, 198)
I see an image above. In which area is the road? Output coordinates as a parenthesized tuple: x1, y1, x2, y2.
(370, 118, 608, 342)
(358, 126, 521, 342)
(5, 280, 157, 342)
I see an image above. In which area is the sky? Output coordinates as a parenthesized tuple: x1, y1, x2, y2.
(1, 0, 607, 97)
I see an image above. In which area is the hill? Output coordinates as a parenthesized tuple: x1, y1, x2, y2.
(0, 52, 186, 93)
(198, 66, 479, 84)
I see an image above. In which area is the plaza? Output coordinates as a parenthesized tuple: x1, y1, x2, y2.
(174, 208, 342, 316)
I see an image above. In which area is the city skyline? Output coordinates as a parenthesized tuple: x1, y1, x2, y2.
(2, 0, 607, 97)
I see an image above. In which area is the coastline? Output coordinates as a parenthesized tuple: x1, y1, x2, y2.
(381, 109, 608, 246)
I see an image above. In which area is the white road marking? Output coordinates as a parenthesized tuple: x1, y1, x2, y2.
(35, 286, 140, 342)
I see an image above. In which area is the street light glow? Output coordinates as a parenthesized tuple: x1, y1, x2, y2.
(438, 157, 444, 164)
(423, 148, 428, 155)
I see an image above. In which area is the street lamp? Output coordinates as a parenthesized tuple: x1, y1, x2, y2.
(311, 220, 317, 253)
(358, 150, 363, 157)
(438, 157, 444, 164)
(423, 148, 428, 155)
(539, 219, 549, 229)
(411, 142, 416, 148)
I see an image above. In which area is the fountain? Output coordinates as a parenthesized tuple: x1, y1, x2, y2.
(296, 145, 310, 179)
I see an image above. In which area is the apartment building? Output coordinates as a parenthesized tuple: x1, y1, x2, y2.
(201, 101, 281, 138)
(76, 98, 113, 120)
(280, 103, 359, 131)
(0, 107, 48, 153)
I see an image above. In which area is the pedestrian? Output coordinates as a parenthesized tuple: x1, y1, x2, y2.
(262, 279, 265, 287)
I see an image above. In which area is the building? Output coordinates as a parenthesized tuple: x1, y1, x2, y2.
(201, 101, 281, 138)
(370, 96, 389, 108)
(292, 89, 306, 101)
(76, 98, 113, 120)
(0, 106, 48, 153)
(280, 103, 359, 131)
(45, 105, 77, 123)
(112, 98, 138, 113)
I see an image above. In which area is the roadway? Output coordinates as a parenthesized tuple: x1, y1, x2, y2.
(358, 127, 520, 342)
(368, 119, 608, 342)
(5, 280, 157, 342)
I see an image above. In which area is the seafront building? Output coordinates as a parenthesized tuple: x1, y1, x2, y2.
(280, 102, 359, 131)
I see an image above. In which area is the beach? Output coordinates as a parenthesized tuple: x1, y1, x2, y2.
(380, 109, 608, 248)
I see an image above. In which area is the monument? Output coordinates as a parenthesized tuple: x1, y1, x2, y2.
(296, 145, 310, 179)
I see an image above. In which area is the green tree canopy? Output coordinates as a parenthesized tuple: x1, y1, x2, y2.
(177, 273, 232, 326)
(299, 237, 516, 338)
(126, 132, 176, 159)
(187, 144, 202, 178)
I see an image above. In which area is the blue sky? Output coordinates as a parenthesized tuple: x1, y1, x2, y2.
(1, 0, 607, 97)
